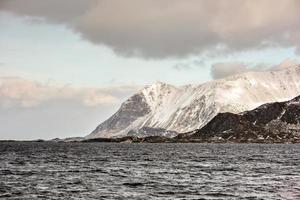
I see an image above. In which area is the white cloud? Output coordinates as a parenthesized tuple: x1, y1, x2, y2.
(0, 76, 140, 140)
(1, 0, 300, 58)
(211, 59, 300, 79)
(0, 76, 139, 108)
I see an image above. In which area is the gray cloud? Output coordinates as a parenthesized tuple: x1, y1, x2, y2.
(173, 63, 193, 71)
(173, 59, 205, 71)
(211, 59, 300, 79)
(211, 62, 251, 79)
(1, 0, 300, 58)
(0, 0, 97, 23)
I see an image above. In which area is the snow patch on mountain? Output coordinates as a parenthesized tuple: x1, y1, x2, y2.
(87, 65, 300, 138)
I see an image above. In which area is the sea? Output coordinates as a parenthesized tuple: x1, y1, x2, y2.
(0, 142, 299, 199)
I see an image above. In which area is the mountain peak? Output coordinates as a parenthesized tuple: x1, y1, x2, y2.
(153, 81, 167, 86)
(144, 81, 174, 90)
(87, 67, 300, 139)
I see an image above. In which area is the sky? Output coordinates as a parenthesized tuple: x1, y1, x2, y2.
(0, 0, 300, 140)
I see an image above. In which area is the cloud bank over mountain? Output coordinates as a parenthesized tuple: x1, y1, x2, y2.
(0, 77, 139, 108)
(1, 0, 300, 58)
(211, 59, 299, 79)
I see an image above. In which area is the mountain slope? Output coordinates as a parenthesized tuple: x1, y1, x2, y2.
(184, 95, 300, 143)
(87, 66, 300, 138)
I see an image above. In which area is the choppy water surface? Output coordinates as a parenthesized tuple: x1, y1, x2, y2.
(0, 142, 299, 199)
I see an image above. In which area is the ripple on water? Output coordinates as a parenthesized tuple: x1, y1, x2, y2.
(0, 142, 299, 199)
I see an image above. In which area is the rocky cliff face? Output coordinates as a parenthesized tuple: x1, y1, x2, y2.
(87, 65, 300, 138)
(87, 93, 151, 138)
(186, 95, 300, 143)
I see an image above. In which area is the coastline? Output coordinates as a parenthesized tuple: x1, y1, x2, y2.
(1, 137, 299, 144)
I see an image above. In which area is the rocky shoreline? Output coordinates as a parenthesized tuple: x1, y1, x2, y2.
(81, 135, 300, 144)
(2, 136, 299, 143)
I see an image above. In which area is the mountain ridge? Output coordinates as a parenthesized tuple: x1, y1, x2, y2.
(87, 65, 300, 138)
(179, 95, 300, 143)
(82, 95, 300, 143)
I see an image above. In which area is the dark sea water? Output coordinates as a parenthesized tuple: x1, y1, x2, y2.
(0, 142, 299, 200)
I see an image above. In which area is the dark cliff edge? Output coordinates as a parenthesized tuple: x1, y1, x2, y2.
(82, 95, 300, 144)
(174, 95, 300, 143)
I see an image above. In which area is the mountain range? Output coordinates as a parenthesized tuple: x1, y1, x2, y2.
(175, 95, 300, 143)
(87, 65, 300, 139)
(83, 95, 300, 143)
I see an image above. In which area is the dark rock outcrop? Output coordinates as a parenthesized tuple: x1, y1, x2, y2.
(181, 95, 300, 143)
(87, 93, 151, 138)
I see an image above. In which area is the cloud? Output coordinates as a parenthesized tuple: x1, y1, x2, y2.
(0, 0, 97, 23)
(211, 59, 299, 79)
(173, 59, 205, 71)
(211, 62, 251, 79)
(0, 76, 140, 140)
(271, 58, 300, 71)
(1, 0, 300, 58)
(173, 63, 193, 71)
(0, 76, 139, 108)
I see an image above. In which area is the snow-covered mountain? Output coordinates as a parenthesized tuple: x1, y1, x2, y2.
(86, 65, 300, 138)
(186, 95, 300, 143)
